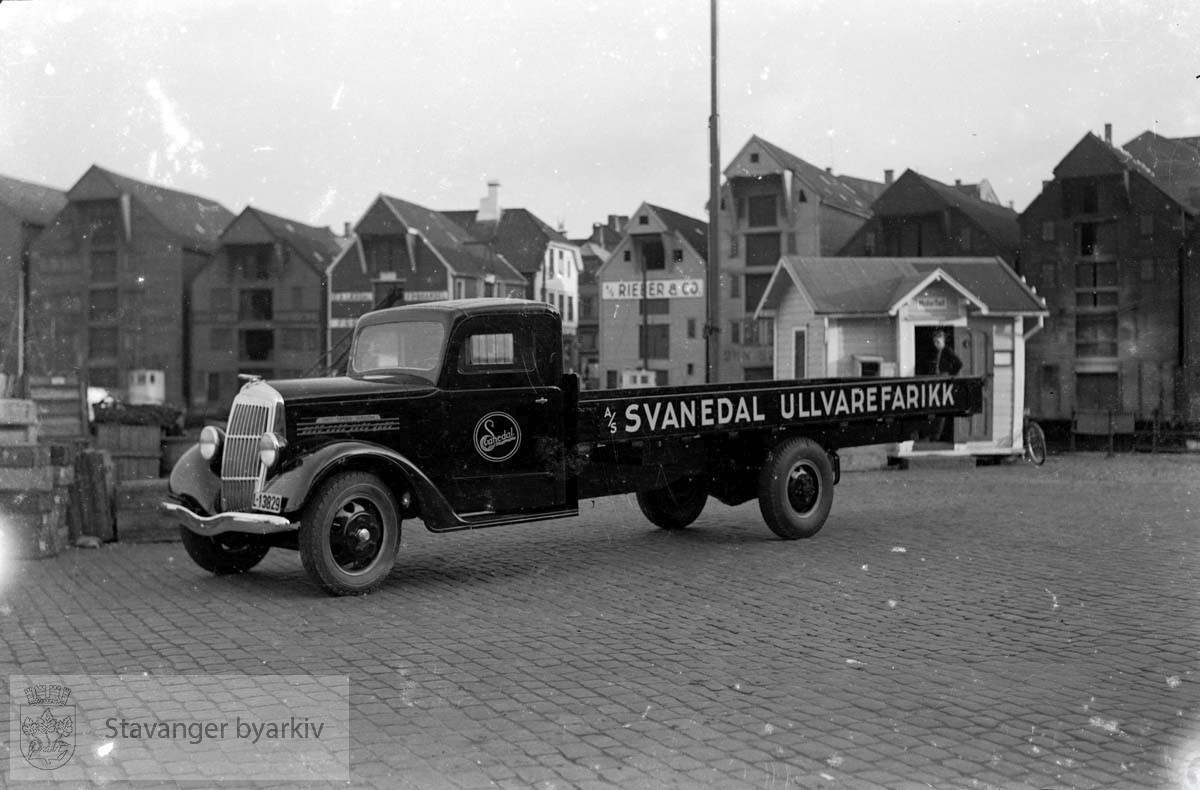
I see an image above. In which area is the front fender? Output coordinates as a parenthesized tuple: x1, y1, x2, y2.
(262, 441, 456, 528)
(167, 444, 221, 514)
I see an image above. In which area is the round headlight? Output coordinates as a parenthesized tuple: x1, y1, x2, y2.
(258, 432, 286, 469)
(199, 425, 223, 461)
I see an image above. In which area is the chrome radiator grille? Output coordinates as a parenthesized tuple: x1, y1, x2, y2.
(220, 396, 273, 510)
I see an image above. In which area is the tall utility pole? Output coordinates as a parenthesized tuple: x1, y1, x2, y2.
(704, 0, 722, 383)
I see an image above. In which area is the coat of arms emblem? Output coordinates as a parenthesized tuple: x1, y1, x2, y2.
(20, 684, 75, 770)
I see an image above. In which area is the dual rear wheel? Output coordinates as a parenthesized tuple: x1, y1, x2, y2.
(635, 436, 835, 540)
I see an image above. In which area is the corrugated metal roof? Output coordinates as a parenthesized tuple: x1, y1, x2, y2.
(0, 173, 67, 226)
(764, 256, 1046, 316)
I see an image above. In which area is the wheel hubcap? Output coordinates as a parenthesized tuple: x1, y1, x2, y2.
(330, 500, 384, 573)
(786, 462, 820, 515)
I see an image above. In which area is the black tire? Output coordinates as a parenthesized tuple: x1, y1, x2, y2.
(757, 437, 835, 540)
(1025, 421, 1047, 466)
(636, 476, 708, 530)
(300, 471, 400, 596)
(179, 528, 270, 575)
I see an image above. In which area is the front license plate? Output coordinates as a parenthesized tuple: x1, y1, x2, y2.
(253, 491, 283, 513)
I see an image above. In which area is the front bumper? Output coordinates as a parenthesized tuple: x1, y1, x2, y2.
(160, 501, 296, 536)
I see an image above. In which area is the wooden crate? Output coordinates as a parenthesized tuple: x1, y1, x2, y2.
(96, 424, 162, 481)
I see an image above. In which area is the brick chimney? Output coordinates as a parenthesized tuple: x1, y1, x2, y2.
(884, 169, 894, 185)
(1104, 123, 1112, 145)
(478, 180, 501, 222)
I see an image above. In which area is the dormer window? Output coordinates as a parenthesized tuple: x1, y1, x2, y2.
(750, 152, 760, 163)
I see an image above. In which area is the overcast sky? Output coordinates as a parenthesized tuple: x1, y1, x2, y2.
(2, 0, 1196, 239)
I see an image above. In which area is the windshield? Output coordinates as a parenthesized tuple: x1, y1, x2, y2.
(350, 321, 446, 381)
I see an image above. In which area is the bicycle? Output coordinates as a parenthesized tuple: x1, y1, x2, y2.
(1023, 412, 1047, 466)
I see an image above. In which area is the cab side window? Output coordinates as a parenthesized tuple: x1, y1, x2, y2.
(459, 332, 526, 372)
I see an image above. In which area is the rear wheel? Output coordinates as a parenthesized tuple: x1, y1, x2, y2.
(636, 476, 708, 530)
(300, 471, 400, 596)
(1025, 421, 1047, 466)
(757, 437, 835, 540)
(180, 528, 270, 575)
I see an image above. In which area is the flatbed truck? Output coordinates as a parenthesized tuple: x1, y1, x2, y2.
(163, 299, 983, 595)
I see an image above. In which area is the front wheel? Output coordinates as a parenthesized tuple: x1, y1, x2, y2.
(1025, 421, 1047, 466)
(757, 437, 835, 540)
(180, 528, 270, 575)
(636, 476, 708, 530)
(300, 471, 400, 596)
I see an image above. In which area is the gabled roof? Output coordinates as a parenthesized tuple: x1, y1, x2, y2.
(0, 173, 67, 226)
(645, 203, 709, 262)
(443, 207, 570, 277)
(876, 170, 1020, 253)
(73, 165, 233, 252)
(377, 195, 525, 283)
(758, 256, 1046, 317)
(1122, 131, 1200, 213)
(739, 136, 874, 217)
(225, 207, 344, 271)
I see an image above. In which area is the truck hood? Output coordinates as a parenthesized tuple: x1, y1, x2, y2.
(262, 376, 436, 405)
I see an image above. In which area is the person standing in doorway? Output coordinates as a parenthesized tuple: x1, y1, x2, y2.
(925, 330, 962, 441)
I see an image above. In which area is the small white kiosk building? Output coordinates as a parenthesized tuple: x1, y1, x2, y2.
(756, 257, 1047, 459)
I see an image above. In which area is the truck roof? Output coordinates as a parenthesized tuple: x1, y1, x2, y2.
(357, 298, 559, 327)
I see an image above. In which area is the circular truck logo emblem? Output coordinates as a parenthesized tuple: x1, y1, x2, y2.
(474, 412, 521, 462)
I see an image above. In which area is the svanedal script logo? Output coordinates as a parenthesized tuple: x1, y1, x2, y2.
(21, 684, 75, 770)
(474, 411, 521, 462)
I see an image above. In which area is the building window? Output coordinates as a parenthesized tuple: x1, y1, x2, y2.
(686, 363, 694, 376)
(638, 215, 649, 225)
(81, 201, 119, 248)
(1075, 260, 1118, 306)
(750, 152, 759, 163)
(210, 327, 232, 351)
(455, 280, 466, 299)
(687, 318, 696, 339)
(580, 296, 596, 319)
(1078, 223, 1097, 256)
(638, 298, 669, 315)
(239, 289, 273, 321)
(744, 366, 773, 381)
(786, 233, 797, 255)
(1076, 372, 1118, 410)
(730, 234, 739, 257)
(745, 233, 781, 268)
(89, 288, 118, 322)
(744, 273, 772, 313)
(1081, 181, 1099, 214)
(743, 317, 774, 346)
(730, 275, 741, 299)
(793, 329, 806, 379)
(240, 329, 274, 362)
(363, 237, 405, 276)
(856, 356, 882, 377)
(672, 249, 684, 263)
(1075, 313, 1118, 358)
(567, 296, 574, 321)
(638, 325, 669, 360)
(747, 195, 777, 227)
(206, 372, 223, 403)
(640, 239, 665, 270)
(729, 320, 741, 344)
(623, 249, 631, 261)
(606, 370, 618, 389)
(91, 251, 117, 282)
(578, 328, 597, 352)
(211, 287, 232, 311)
(89, 327, 118, 358)
(1042, 221, 1055, 241)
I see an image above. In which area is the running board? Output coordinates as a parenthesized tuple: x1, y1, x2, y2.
(424, 507, 580, 533)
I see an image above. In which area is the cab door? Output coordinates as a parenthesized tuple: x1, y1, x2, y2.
(441, 314, 567, 515)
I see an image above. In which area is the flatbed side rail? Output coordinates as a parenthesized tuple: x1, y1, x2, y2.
(578, 376, 983, 443)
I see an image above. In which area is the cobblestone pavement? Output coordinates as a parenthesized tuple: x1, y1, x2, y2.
(1, 453, 1199, 789)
